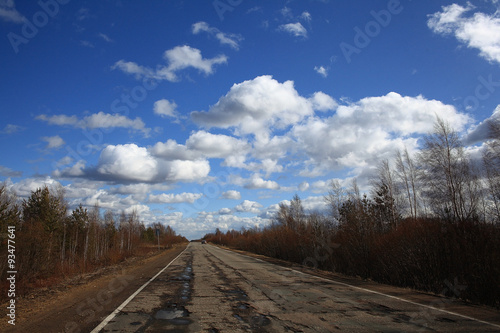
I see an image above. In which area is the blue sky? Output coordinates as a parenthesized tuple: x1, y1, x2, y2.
(1, 0, 500, 239)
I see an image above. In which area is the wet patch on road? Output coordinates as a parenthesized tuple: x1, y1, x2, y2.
(145, 257, 194, 332)
(102, 251, 195, 332)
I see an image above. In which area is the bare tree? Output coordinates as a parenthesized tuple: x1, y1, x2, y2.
(395, 148, 420, 220)
(348, 178, 361, 206)
(119, 210, 126, 253)
(324, 179, 345, 223)
(371, 159, 400, 227)
(0, 184, 20, 228)
(482, 116, 500, 222)
(418, 117, 480, 222)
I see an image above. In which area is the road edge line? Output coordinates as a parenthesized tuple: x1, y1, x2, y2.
(90, 244, 190, 333)
(290, 267, 500, 330)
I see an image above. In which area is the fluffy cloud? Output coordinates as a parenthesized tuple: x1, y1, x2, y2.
(42, 135, 65, 149)
(218, 207, 232, 215)
(36, 114, 78, 126)
(97, 144, 158, 182)
(314, 66, 329, 78)
(310, 91, 338, 111)
(301, 11, 312, 22)
(151, 131, 249, 167)
(244, 174, 280, 190)
(58, 144, 210, 184)
(191, 75, 335, 138)
(235, 200, 263, 214)
(37, 112, 150, 136)
(166, 159, 211, 183)
(463, 106, 500, 145)
(298, 181, 310, 192)
(53, 160, 86, 177)
(113, 45, 227, 82)
(5, 176, 61, 198)
(149, 192, 203, 204)
(111, 60, 152, 80)
(84, 113, 150, 135)
(192, 21, 243, 50)
(278, 22, 308, 38)
(186, 131, 249, 160)
(428, 3, 500, 64)
(222, 190, 241, 200)
(292, 92, 471, 176)
(154, 99, 178, 119)
(150, 139, 195, 161)
(0, 0, 24, 23)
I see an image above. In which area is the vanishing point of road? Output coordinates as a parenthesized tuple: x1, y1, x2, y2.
(91, 242, 500, 332)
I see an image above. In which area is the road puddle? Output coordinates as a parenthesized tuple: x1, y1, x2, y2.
(155, 308, 188, 320)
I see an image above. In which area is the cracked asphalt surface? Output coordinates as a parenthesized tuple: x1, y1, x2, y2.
(96, 242, 500, 332)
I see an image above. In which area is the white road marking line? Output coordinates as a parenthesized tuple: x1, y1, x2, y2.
(90, 244, 190, 333)
(213, 244, 500, 329)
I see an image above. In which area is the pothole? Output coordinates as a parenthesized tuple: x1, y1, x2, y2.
(237, 303, 249, 310)
(155, 308, 188, 320)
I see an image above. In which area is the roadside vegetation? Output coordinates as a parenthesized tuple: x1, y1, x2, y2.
(204, 118, 500, 308)
(0, 186, 187, 299)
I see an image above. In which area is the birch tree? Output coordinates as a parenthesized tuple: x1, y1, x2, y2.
(418, 118, 480, 222)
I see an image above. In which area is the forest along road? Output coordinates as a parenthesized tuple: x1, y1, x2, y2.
(93, 242, 500, 332)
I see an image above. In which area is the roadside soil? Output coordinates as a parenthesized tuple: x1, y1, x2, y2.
(0, 243, 188, 333)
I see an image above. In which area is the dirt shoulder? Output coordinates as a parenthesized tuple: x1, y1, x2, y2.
(213, 244, 500, 327)
(1, 243, 188, 333)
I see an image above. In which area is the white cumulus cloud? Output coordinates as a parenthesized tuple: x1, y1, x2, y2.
(113, 45, 227, 82)
(244, 174, 280, 190)
(57, 143, 211, 184)
(42, 135, 65, 149)
(278, 22, 308, 38)
(191, 75, 333, 138)
(97, 144, 158, 183)
(222, 190, 241, 200)
(151, 131, 249, 167)
(428, 3, 500, 64)
(314, 65, 329, 78)
(235, 200, 263, 214)
(292, 92, 471, 176)
(154, 99, 178, 118)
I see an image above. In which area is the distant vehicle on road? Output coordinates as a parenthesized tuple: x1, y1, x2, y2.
(201, 240, 207, 244)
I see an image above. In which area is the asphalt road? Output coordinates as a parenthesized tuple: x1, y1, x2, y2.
(93, 242, 500, 332)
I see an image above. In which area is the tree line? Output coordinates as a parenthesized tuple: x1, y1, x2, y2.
(204, 118, 500, 307)
(0, 186, 187, 298)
